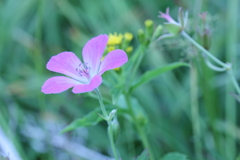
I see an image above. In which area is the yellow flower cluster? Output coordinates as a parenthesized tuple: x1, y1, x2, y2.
(107, 32, 134, 72)
(107, 33, 123, 46)
(107, 32, 133, 53)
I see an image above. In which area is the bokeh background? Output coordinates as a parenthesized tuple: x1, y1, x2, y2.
(0, 0, 239, 160)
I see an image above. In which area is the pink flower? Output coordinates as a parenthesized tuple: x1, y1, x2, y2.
(158, 8, 178, 25)
(41, 35, 128, 94)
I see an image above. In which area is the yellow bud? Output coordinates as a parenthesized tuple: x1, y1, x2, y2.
(145, 19, 154, 39)
(144, 19, 153, 27)
(107, 46, 115, 52)
(124, 32, 133, 41)
(137, 29, 145, 44)
(114, 67, 121, 71)
(126, 46, 133, 53)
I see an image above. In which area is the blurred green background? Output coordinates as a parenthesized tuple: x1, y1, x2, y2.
(0, 0, 239, 160)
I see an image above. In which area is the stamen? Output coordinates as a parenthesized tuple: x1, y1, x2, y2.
(76, 62, 91, 77)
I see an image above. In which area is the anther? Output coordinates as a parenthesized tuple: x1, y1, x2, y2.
(76, 62, 91, 77)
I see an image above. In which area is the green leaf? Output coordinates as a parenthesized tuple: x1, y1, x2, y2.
(110, 84, 124, 105)
(164, 23, 182, 35)
(115, 95, 148, 124)
(161, 152, 189, 160)
(134, 150, 149, 160)
(61, 108, 104, 133)
(130, 62, 190, 91)
(230, 92, 240, 103)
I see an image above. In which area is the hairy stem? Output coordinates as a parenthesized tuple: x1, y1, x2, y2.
(228, 70, 240, 95)
(181, 31, 240, 96)
(95, 88, 119, 160)
(181, 31, 226, 68)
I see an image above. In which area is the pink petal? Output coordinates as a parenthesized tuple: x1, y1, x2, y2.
(82, 35, 108, 76)
(72, 75, 102, 94)
(46, 52, 88, 83)
(42, 76, 81, 94)
(158, 8, 178, 24)
(98, 49, 128, 75)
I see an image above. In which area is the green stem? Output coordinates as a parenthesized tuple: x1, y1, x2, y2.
(225, 75, 236, 160)
(95, 88, 119, 160)
(35, 0, 44, 73)
(181, 31, 240, 96)
(181, 31, 226, 68)
(225, 0, 238, 158)
(36, 0, 46, 113)
(226, 70, 238, 160)
(228, 70, 240, 95)
(95, 88, 108, 119)
(190, 65, 203, 160)
(108, 124, 119, 160)
(124, 94, 155, 160)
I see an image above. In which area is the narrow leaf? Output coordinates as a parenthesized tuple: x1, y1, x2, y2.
(134, 150, 149, 160)
(110, 84, 124, 105)
(131, 62, 189, 91)
(230, 92, 240, 103)
(61, 108, 103, 133)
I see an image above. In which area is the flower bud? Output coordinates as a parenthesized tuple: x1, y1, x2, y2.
(113, 67, 121, 71)
(107, 46, 115, 52)
(124, 32, 133, 42)
(108, 109, 117, 121)
(159, 7, 188, 35)
(197, 12, 212, 50)
(136, 114, 148, 127)
(125, 46, 133, 54)
(202, 28, 211, 50)
(108, 120, 120, 143)
(145, 19, 154, 38)
(122, 32, 133, 49)
(152, 25, 163, 40)
(137, 29, 145, 44)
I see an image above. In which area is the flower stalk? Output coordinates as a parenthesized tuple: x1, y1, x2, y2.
(95, 88, 119, 160)
(181, 31, 226, 68)
(181, 31, 240, 95)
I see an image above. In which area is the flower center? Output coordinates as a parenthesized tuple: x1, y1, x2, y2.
(76, 62, 91, 78)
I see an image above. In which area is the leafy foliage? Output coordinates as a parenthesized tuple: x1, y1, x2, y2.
(130, 62, 189, 91)
(61, 108, 104, 133)
(134, 150, 150, 160)
(161, 152, 189, 160)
